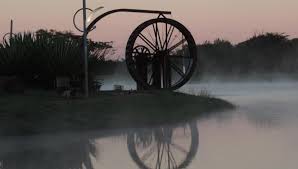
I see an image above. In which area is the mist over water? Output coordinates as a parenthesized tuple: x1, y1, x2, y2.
(108, 80, 298, 168)
(1, 80, 298, 169)
(183, 80, 298, 121)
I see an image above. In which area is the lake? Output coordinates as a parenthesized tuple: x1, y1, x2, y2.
(1, 81, 298, 169)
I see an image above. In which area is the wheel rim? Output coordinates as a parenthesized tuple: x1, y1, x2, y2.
(126, 18, 197, 90)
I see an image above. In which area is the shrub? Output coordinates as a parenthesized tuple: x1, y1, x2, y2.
(0, 29, 114, 89)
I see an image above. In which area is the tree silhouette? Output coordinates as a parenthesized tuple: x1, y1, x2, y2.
(195, 32, 298, 79)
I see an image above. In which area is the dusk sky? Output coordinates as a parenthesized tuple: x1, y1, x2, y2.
(1, 0, 298, 57)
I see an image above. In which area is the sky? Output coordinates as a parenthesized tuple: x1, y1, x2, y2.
(1, 0, 298, 57)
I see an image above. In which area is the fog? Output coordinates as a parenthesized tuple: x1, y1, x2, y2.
(1, 80, 298, 169)
(100, 75, 298, 128)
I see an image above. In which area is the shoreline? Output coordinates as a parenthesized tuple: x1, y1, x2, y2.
(0, 91, 234, 136)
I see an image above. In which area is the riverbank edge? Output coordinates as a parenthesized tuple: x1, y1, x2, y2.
(0, 91, 234, 136)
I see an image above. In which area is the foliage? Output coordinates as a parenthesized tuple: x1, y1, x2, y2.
(196, 32, 298, 78)
(0, 29, 115, 89)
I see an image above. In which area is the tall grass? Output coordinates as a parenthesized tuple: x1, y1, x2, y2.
(0, 29, 113, 89)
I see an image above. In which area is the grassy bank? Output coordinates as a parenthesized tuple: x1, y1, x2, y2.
(0, 91, 234, 136)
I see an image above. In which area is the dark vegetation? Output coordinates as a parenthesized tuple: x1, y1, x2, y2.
(196, 33, 298, 79)
(0, 29, 118, 91)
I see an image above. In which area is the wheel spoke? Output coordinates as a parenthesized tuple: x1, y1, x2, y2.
(167, 143, 171, 169)
(170, 61, 186, 78)
(164, 25, 175, 50)
(169, 147, 178, 169)
(170, 142, 188, 154)
(159, 143, 165, 169)
(168, 38, 187, 52)
(148, 71, 155, 85)
(141, 144, 156, 161)
(155, 143, 163, 169)
(152, 23, 163, 50)
(162, 23, 168, 50)
(146, 28, 155, 46)
(139, 33, 157, 51)
(166, 142, 178, 169)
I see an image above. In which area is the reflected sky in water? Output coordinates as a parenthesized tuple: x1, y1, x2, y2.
(1, 82, 298, 169)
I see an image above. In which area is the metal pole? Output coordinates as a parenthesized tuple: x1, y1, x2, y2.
(82, 0, 89, 97)
(10, 20, 13, 40)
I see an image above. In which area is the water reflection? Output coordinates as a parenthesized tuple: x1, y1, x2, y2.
(127, 122, 199, 169)
(0, 121, 199, 169)
(0, 136, 96, 169)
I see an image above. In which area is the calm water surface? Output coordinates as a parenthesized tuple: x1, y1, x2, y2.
(1, 82, 298, 169)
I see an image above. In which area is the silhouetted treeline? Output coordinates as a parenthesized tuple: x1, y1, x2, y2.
(196, 33, 298, 79)
(105, 33, 298, 82)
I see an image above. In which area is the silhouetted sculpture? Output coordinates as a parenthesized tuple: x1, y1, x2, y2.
(83, 8, 197, 90)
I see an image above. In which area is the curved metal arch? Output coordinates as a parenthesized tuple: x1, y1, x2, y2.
(86, 9, 171, 33)
(2, 33, 16, 43)
(73, 8, 94, 33)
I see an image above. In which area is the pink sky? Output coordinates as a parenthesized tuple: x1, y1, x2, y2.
(1, 0, 298, 57)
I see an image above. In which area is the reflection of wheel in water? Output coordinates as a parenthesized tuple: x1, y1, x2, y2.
(127, 123, 199, 169)
(126, 18, 197, 90)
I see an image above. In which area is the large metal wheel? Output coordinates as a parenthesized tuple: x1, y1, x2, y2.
(126, 18, 197, 90)
(127, 123, 199, 169)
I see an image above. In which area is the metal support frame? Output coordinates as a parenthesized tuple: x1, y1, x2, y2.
(82, 0, 89, 97)
(86, 8, 171, 32)
(77, 8, 171, 95)
(2, 20, 15, 43)
(10, 20, 13, 40)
